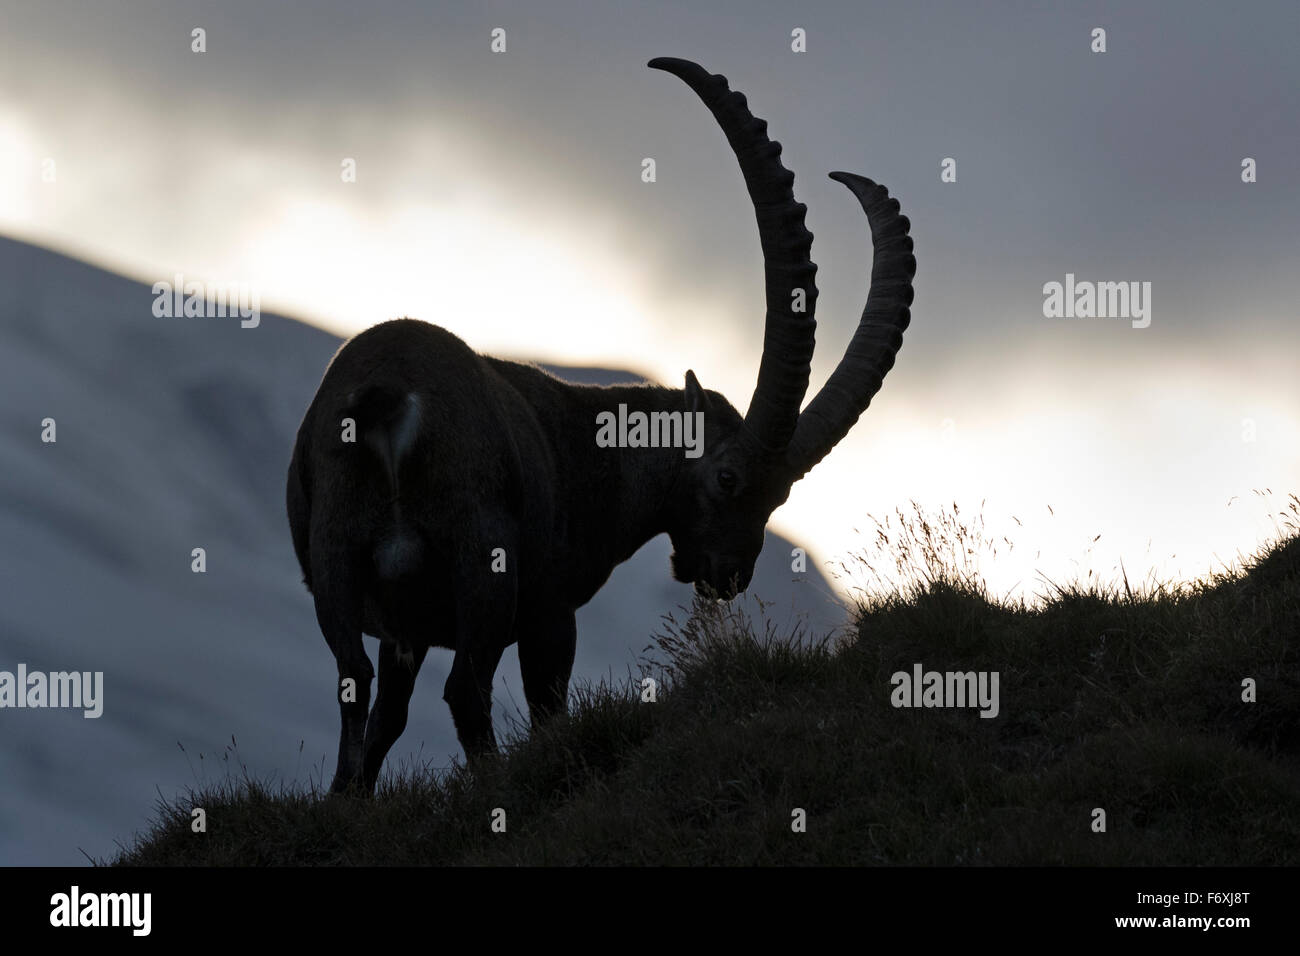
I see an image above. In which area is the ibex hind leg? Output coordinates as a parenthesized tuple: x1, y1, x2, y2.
(443, 512, 517, 763)
(361, 639, 429, 793)
(311, 558, 374, 794)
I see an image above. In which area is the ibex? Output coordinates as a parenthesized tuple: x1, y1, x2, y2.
(287, 57, 915, 793)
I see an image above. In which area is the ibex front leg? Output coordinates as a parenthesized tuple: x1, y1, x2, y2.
(518, 607, 576, 729)
(444, 641, 506, 762)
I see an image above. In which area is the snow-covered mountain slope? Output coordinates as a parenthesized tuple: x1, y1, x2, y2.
(0, 236, 843, 865)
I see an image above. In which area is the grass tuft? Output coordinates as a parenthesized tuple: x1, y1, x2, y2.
(114, 498, 1300, 865)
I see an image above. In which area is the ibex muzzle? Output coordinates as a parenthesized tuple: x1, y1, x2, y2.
(287, 57, 915, 792)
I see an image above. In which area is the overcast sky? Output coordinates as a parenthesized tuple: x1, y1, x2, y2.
(2, 0, 1297, 596)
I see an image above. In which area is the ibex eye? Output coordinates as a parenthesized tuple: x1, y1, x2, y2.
(717, 469, 737, 492)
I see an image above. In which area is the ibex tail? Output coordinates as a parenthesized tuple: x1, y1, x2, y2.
(344, 385, 426, 582)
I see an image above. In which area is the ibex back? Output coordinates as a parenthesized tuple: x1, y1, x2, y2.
(287, 57, 915, 793)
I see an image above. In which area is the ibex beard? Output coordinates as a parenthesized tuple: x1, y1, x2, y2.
(287, 57, 915, 794)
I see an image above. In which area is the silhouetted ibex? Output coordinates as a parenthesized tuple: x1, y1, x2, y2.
(287, 58, 915, 793)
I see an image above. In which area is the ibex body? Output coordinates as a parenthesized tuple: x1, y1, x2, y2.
(287, 58, 915, 793)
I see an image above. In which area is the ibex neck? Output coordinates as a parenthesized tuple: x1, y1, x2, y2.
(572, 383, 690, 564)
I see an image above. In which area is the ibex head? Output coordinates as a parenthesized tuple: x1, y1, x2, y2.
(650, 58, 916, 599)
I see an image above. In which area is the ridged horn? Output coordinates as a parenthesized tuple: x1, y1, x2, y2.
(786, 172, 915, 478)
(648, 57, 818, 454)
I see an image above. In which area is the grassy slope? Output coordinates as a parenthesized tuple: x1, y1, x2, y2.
(114, 517, 1300, 866)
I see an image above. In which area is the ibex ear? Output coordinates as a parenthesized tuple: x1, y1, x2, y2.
(684, 370, 711, 415)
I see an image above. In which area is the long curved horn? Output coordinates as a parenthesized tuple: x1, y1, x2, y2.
(648, 57, 818, 453)
(786, 172, 915, 478)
